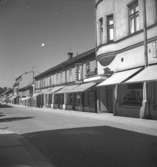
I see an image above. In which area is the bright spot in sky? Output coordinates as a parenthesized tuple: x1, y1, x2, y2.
(41, 43, 46, 47)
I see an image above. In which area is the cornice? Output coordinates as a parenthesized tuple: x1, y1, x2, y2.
(96, 24, 157, 60)
(95, 0, 103, 8)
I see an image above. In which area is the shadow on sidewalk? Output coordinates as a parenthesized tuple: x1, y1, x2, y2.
(0, 116, 34, 123)
(24, 126, 157, 167)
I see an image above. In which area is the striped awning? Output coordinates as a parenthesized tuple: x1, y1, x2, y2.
(97, 68, 142, 86)
(55, 85, 79, 94)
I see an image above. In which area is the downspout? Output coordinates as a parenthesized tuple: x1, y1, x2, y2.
(140, 0, 151, 118)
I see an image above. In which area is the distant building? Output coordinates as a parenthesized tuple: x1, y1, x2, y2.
(19, 84, 34, 106)
(96, 0, 157, 119)
(12, 71, 34, 105)
(0, 88, 13, 104)
(34, 49, 104, 112)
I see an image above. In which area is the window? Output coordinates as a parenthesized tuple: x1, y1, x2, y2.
(86, 62, 90, 74)
(77, 64, 82, 81)
(107, 15, 114, 42)
(99, 17, 103, 44)
(128, 0, 140, 34)
(86, 60, 97, 77)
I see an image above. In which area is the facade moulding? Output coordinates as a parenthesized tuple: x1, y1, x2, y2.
(35, 48, 95, 80)
(96, 28, 157, 65)
(95, 0, 103, 8)
(96, 24, 157, 55)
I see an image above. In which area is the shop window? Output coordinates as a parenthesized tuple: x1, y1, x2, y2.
(107, 14, 114, 42)
(54, 95, 59, 104)
(128, 0, 140, 34)
(67, 94, 73, 105)
(75, 93, 81, 106)
(120, 83, 143, 106)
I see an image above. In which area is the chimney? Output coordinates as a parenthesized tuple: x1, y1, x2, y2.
(67, 52, 73, 60)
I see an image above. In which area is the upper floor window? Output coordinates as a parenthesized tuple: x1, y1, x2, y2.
(107, 14, 114, 42)
(99, 17, 103, 44)
(128, 0, 140, 34)
(86, 60, 97, 77)
(76, 64, 82, 81)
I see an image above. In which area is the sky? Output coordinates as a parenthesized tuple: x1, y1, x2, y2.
(0, 0, 96, 87)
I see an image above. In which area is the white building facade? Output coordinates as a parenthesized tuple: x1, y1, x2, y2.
(96, 0, 157, 119)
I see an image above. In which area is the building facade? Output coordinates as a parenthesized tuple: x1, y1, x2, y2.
(11, 71, 34, 106)
(96, 0, 157, 119)
(34, 49, 104, 113)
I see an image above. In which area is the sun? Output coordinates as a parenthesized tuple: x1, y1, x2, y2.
(41, 43, 46, 47)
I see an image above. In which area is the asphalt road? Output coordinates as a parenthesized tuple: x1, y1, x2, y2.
(0, 104, 157, 167)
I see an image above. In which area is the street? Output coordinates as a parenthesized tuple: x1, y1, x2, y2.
(0, 104, 157, 167)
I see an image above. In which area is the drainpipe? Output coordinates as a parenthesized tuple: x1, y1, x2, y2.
(113, 84, 118, 115)
(140, 0, 150, 119)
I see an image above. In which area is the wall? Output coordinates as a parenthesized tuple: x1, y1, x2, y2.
(96, 0, 157, 43)
(96, 0, 115, 45)
(107, 40, 157, 72)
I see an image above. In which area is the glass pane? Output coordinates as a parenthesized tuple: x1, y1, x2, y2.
(109, 28, 114, 40)
(135, 5, 139, 12)
(136, 16, 140, 31)
(130, 8, 134, 15)
(130, 18, 135, 33)
(109, 19, 113, 25)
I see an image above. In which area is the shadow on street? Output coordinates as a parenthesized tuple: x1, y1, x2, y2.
(0, 112, 6, 117)
(0, 116, 34, 123)
(24, 126, 157, 167)
(0, 103, 13, 108)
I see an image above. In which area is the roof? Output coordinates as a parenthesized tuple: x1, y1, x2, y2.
(0, 88, 13, 96)
(35, 48, 95, 80)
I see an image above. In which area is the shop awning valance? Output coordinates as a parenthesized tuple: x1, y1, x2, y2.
(97, 68, 142, 86)
(71, 82, 97, 93)
(55, 85, 79, 94)
(126, 65, 157, 83)
(47, 86, 64, 94)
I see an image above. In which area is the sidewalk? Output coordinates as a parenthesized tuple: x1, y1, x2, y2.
(9, 103, 157, 137)
(0, 129, 54, 167)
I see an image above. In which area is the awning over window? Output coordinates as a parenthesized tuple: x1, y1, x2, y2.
(97, 68, 142, 86)
(47, 86, 64, 94)
(33, 92, 42, 97)
(71, 82, 97, 93)
(21, 96, 31, 101)
(126, 65, 157, 83)
(10, 96, 17, 100)
(55, 85, 79, 94)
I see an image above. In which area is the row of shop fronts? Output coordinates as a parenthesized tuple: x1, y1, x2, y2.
(1, 0, 157, 120)
(2, 64, 157, 120)
(33, 82, 98, 113)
